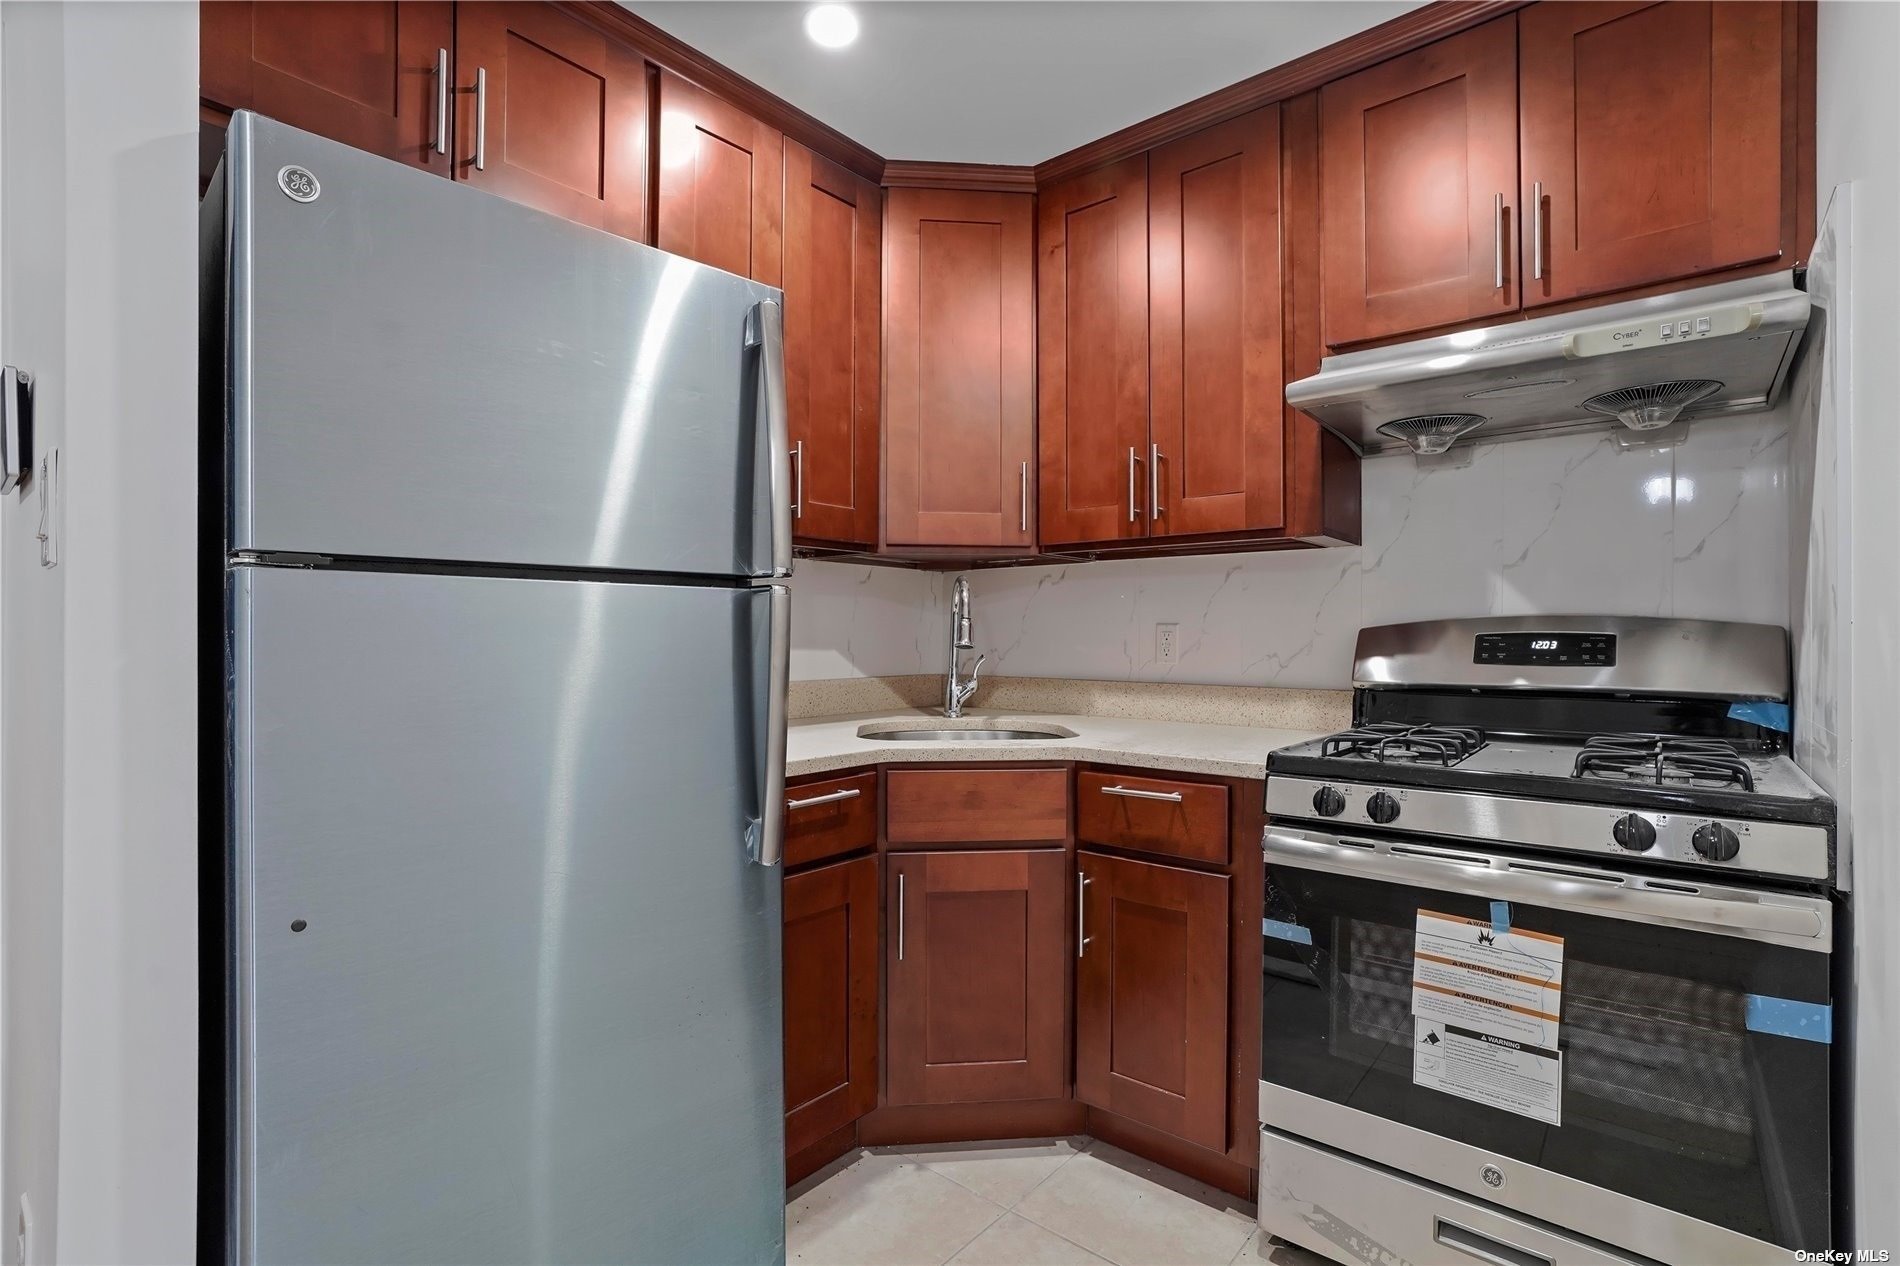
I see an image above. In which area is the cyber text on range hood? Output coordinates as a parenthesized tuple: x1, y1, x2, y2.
(1285, 271, 1810, 456)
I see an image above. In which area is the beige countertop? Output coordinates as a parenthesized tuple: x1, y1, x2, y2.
(787, 707, 1326, 780)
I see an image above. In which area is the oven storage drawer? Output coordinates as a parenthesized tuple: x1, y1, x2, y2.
(1258, 1128, 1658, 1266)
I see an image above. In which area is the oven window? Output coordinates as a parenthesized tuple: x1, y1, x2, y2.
(1262, 865, 1832, 1251)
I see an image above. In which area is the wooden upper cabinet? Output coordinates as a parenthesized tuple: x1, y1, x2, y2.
(1319, 15, 1519, 347)
(783, 141, 880, 548)
(1075, 852, 1230, 1153)
(886, 850, 1067, 1105)
(783, 854, 879, 1158)
(882, 189, 1036, 550)
(453, 3, 646, 240)
(200, 0, 453, 175)
(1037, 156, 1150, 546)
(1149, 107, 1285, 537)
(656, 71, 784, 285)
(1519, 1, 1796, 308)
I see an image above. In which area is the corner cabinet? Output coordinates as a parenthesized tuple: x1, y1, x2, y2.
(783, 141, 881, 550)
(881, 190, 1037, 553)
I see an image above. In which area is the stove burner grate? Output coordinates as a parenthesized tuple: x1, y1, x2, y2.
(1320, 723, 1487, 766)
(1573, 734, 1755, 791)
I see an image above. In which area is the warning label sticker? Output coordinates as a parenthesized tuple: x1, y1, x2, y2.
(1411, 910, 1565, 1124)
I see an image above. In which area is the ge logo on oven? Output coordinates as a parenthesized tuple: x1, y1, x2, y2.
(1480, 1164, 1506, 1189)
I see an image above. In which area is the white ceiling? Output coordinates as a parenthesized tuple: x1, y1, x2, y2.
(624, 1, 1423, 166)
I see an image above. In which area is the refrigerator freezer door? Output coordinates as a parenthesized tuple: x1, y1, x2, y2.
(230, 566, 785, 1264)
(220, 111, 788, 579)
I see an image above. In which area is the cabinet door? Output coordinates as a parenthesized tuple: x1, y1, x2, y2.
(452, 3, 646, 241)
(882, 190, 1036, 549)
(783, 855, 879, 1157)
(1149, 107, 1284, 537)
(1319, 15, 1519, 346)
(200, 0, 453, 176)
(784, 141, 880, 548)
(886, 850, 1066, 1104)
(1037, 156, 1150, 546)
(1076, 853, 1230, 1152)
(1519, 1, 1793, 307)
(656, 71, 784, 285)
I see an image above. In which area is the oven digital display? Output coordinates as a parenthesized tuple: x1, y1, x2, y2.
(1474, 632, 1616, 666)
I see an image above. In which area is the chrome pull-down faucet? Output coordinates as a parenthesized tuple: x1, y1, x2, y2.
(944, 575, 985, 718)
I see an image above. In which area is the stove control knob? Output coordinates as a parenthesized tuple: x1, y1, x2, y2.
(1366, 792, 1401, 825)
(1611, 813, 1656, 851)
(1312, 786, 1347, 818)
(1692, 821, 1741, 862)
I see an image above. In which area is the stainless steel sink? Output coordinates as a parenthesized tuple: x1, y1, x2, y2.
(862, 727, 1068, 742)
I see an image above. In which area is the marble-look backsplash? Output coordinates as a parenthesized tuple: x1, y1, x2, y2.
(968, 413, 1792, 690)
(787, 561, 944, 680)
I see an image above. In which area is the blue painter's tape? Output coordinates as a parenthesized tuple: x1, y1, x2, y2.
(1263, 918, 1313, 946)
(1745, 995, 1833, 1044)
(1490, 901, 1510, 935)
(1728, 701, 1792, 733)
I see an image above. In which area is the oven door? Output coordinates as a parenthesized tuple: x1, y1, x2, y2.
(1261, 824, 1834, 1262)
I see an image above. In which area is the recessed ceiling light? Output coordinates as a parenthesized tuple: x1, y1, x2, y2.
(805, 4, 859, 49)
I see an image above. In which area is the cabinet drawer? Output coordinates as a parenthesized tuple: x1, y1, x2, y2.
(886, 768, 1069, 847)
(1078, 770, 1228, 865)
(783, 772, 877, 868)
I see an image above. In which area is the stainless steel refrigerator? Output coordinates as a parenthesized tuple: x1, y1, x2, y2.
(205, 112, 792, 1264)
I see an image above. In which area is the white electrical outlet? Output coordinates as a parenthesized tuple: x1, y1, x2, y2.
(1155, 623, 1179, 664)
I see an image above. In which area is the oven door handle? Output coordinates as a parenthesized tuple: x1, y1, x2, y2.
(1264, 826, 1832, 951)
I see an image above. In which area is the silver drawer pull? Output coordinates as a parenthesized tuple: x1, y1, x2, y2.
(786, 787, 861, 811)
(1101, 784, 1184, 803)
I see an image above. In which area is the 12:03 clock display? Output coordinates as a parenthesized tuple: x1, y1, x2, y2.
(1474, 632, 1616, 666)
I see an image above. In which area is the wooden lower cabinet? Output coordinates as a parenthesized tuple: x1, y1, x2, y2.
(1075, 851, 1231, 1153)
(885, 849, 1068, 1104)
(783, 854, 879, 1157)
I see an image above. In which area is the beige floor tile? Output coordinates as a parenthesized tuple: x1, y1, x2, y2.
(904, 1136, 1089, 1209)
(947, 1212, 1113, 1265)
(1231, 1227, 1345, 1266)
(1013, 1142, 1256, 1266)
(787, 1149, 1006, 1266)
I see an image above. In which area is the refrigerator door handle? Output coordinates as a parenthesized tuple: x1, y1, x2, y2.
(747, 583, 791, 866)
(747, 301, 793, 578)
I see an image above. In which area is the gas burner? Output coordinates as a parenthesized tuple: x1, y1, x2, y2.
(1573, 734, 1756, 791)
(1320, 723, 1487, 766)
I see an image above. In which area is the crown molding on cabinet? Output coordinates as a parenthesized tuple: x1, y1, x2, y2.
(557, 0, 887, 182)
(880, 161, 1038, 193)
(1033, 0, 1530, 186)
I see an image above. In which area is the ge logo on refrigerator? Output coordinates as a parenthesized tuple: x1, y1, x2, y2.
(276, 165, 321, 203)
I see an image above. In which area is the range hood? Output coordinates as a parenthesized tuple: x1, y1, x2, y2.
(1286, 271, 1810, 455)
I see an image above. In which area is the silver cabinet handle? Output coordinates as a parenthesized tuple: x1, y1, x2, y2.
(746, 301, 792, 577)
(432, 48, 450, 156)
(473, 66, 488, 171)
(1077, 870, 1092, 957)
(745, 585, 791, 866)
(1532, 180, 1545, 282)
(1434, 1219, 1553, 1266)
(791, 440, 804, 520)
(1126, 447, 1143, 523)
(787, 786, 860, 811)
(1019, 461, 1029, 534)
(897, 872, 906, 962)
(1493, 192, 1504, 290)
(1102, 784, 1183, 803)
(1149, 443, 1162, 521)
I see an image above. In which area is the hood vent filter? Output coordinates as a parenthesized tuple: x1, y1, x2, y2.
(1581, 379, 1723, 431)
(1376, 413, 1487, 455)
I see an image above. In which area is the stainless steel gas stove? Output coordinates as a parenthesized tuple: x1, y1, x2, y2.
(1257, 616, 1840, 1266)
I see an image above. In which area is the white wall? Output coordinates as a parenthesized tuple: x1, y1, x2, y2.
(1812, 0, 1900, 1248)
(788, 560, 943, 680)
(0, 3, 199, 1262)
(969, 413, 1790, 688)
